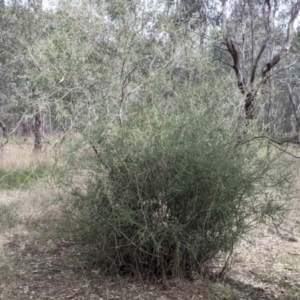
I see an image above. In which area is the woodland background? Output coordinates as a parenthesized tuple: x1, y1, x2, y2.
(1, 1, 300, 299)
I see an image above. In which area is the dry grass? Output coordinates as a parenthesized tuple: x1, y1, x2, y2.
(0, 139, 54, 170)
(1, 142, 300, 299)
(225, 155, 300, 299)
(0, 186, 214, 300)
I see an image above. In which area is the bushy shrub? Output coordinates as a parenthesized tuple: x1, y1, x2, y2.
(62, 102, 292, 278)
(24, 0, 294, 279)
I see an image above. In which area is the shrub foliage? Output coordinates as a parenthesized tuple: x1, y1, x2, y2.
(63, 102, 292, 278)
(44, 7, 292, 277)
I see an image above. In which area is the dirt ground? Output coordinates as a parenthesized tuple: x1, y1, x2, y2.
(0, 146, 300, 299)
(0, 186, 299, 300)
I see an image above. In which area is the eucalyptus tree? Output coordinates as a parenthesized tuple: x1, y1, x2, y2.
(271, 29, 300, 135)
(31, 1, 294, 279)
(164, 1, 300, 125)
(0, 3, 15, 136)
(220, 0, 300, 121)
(0, 1, 45, 148)
(23, 1, 155, 135)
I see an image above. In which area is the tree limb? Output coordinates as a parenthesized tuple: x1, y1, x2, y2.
(222, 0, 246, 93)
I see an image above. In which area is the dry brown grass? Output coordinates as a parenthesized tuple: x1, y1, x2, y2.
(225, 155, 300, 299)
(1, 142, 300, 299)
(0, 139, 54, 171)
(0, 187, 215, 300)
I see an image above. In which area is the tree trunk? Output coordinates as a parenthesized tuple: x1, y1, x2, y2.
(33, 103, 42, 152)
(0, 119, 8, 149)
(22, 122, 31, 137)
(245, 93, 255, 120)
(0, 119, 7, 138)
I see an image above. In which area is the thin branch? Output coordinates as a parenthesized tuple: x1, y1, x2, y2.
(213, 53, 233, 68)
(92, 146, 112, 172)
(268, 143, 300, 159)
(238, 135, 300, 147)
(279, 80, 300, 129)
(236, 135, 300, 159)
(272, 60, 299, 74)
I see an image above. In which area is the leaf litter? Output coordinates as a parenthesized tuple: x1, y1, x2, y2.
(0, 185, 300, 299)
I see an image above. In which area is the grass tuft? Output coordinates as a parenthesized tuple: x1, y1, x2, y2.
(0, 142, 54, 190)
(0, 164, 49, 190)
(0, 202, 18, 228)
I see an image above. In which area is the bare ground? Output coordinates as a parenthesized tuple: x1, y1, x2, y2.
(0, 145, 300, 299)
(0, 185, 299, 300)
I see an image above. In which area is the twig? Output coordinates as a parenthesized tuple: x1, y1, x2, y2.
(92, 146, 112, 172)
(237, 135, 300, 159)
